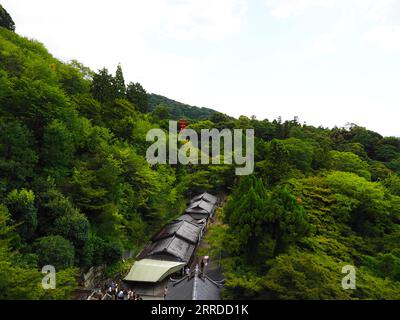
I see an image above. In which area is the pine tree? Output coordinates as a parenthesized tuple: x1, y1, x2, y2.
(91, 68, 115, 103)
(126, 82, 149, 113)
(224, 176, 310, 260)
(114, 64, 126, 99)
(268, 187, 311, 256)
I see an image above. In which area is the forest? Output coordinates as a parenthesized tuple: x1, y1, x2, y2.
(1, 5, 400, 299)
(148, 93, 218, 121)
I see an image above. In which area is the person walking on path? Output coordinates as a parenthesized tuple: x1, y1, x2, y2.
(200, 258, 205, 273)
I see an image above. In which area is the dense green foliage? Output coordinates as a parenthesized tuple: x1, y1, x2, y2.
(0, 5, 15, 32)
(0, 27, 203, 299)
(1, 20, 400, 300)
(200, 117, 400, 299)
(127, 82, 148, 113)
(148, 93, 218, 120)
(34, 235, 75, 270)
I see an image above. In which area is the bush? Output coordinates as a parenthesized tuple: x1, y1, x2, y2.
(34, 236, 75, 270)
(81, 234, 106, 268)
(81, 235, 122, 267)
(102, 240, 123, 265)
(328, 151, 371, 180)
(52, 212, 89, 248)
(5, 189, 37, 240)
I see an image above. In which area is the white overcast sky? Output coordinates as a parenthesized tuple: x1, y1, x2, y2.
(2, 0, 400, 136)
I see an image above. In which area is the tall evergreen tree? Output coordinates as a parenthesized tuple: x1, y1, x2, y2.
(0, 5, 15, 32)
(90, 68, 115, 103)
(114, 64, 126, 99)
(224, 176, 310, 261)
(126, 82, 149, 113)
(257, 139, 290, 186)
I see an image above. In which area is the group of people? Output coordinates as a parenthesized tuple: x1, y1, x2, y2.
(99, 281, 143, 300)
(89, 256, 212, 300)
(181, 256, 210, 277)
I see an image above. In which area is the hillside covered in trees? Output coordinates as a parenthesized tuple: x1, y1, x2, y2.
(148, 93, 218, 121)
(1, 8, 400, 300)
(202, 119, 400, 299)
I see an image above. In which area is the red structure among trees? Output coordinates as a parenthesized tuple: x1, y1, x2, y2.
(179, 118, 187, 132)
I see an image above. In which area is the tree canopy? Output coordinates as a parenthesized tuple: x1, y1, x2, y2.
(0, 5, 15, 32)
(1, 25, 400, 300)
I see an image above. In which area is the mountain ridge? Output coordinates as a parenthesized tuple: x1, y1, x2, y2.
(148, 93, 218, 120)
